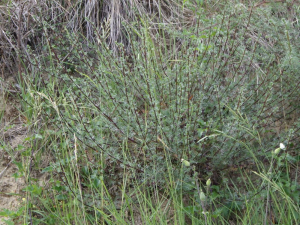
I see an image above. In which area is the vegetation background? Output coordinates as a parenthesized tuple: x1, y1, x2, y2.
(0, 0, 299, 224)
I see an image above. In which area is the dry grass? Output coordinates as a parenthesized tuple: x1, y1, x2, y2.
(0, 0, 204, 77)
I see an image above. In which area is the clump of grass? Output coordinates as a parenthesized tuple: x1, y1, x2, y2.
(1, 0, 300, 224)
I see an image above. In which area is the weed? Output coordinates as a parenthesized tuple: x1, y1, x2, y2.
(0, 0, 299, 224)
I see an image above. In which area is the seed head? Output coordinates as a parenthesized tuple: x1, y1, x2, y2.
(206, 178, 211, 187)
(181, 159, 190, 167)
(200, 190, 206, 201)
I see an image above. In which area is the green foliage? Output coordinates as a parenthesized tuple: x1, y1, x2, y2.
(1, 0, 300, 224)
(37, 0, 299, 184)
(0, 207, 25, 225)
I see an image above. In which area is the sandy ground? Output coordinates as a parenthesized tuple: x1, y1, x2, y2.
(0, 83, 27, 225)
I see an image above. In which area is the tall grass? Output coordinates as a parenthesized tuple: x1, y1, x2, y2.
(0, 0, 299, 224)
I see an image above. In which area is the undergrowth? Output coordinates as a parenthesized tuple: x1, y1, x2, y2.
(0, 0, 300, 224)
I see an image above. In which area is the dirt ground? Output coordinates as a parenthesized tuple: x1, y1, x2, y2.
(0, 79, 27, 225)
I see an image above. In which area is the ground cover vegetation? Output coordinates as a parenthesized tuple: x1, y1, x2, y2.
(0, 0, 300, 224)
